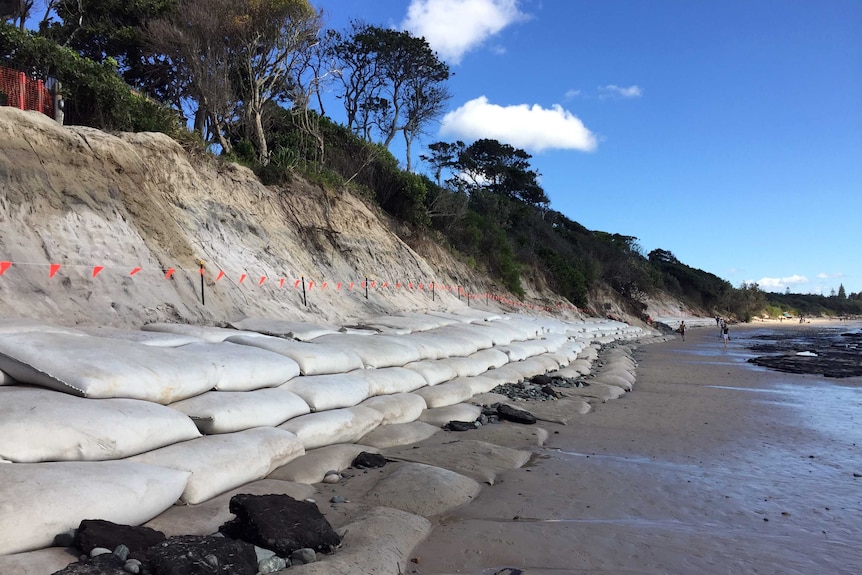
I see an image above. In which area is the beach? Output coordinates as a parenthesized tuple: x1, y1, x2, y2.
(409, 322, 862, 574)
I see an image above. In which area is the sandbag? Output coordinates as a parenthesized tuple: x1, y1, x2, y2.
(168, 388, 310, 434)
(0, 461, 189, 555)
(467, 322, 521, 345)
(357, 366, 428, 395)
(425, 324, 495, 351)
(311, 334, 421, 368)
(225, 334, 363, 375)
(358, 421, 441, 449)
(418, 403, 482, 426)
(268, 444, 380, 484)
(590, 375, 633, 392)
(436, 355, 492, 378)
(383, 437, 531, 485)
(541, 333, 570, 353)
(0, 386, 201, 462)
(531, 353, 562, 373)
(78, 326, 201, 347)
(0, 547, 77, 575)
(141, 323, 259, 342)
(480, 364, 524, 385)
(403, 359, 458, 386)
(279, 407, 384, 450)
(227, 317, 339, 341)
(144, 479, 316, 537)
(0, 332, 219, 404)
(177, 341, 300, 391)
(280, 372, 372, 411)
(361, 314, 447, 333)
(0, 318, 86, 336)
(0, 369, 15, 385)
(454, 375, 501, 395)
(366, 462, 481, 517)
(515, 398, 591, 424)
(287, 507, 431, 575)
(469, 348, 509, 369)
(129, 427, 304, 504)
(413, 381, 473, 408)
(399, 331, 480, 358)
(467, 392, 510, 406)
(359, 393, 427, 425)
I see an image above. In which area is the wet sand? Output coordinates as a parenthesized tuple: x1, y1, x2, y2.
(410, 324, 862, 574)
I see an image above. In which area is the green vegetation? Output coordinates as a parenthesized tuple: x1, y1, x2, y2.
(4, 7, 857, 321)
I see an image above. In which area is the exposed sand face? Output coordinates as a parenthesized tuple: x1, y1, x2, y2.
(409, 325, 862, 574)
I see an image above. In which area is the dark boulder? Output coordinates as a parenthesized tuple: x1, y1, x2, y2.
(73, 519, 165, 555)
(51, 553, 126, 575)
(530, 375, 554, 386)
(443, 420, 477, 431)
(351, 451, 387, 469)
(146, 535, 258, 575)
(496, 404, 537, 425)
(220, 494, 341, 557)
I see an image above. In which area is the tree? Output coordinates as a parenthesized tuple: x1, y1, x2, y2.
(454, 139, 549, 207)
(837, 283, 846, 299)
(330, 22, 450, 170)
(1, 0, 32, 29)
(420, 140, 464, 186)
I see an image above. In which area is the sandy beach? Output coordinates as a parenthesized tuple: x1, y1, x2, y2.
(407, 323, 862, 574)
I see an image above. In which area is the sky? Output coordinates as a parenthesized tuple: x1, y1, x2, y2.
(313, 0, 862, 296)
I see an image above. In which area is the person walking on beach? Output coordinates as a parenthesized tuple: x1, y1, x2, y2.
(677, 321, 686, 341)
(722, 322, 730, 348)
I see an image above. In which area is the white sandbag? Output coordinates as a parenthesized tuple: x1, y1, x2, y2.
(0, 369, 16, 385)
(403, 359, 458, 386)
(168, 388, 310, 434)
(0, 332, 218, 403)
(425, 324, 495, 351)
(78, 326, 202, 347)
(413, 381, 474, 408)
(497, 316, 544, 338)
(468, 348, 510, 369)
(0, 318, 86, 336)
(468, 322, 521, 345)
(129, 427, 304, 504)
(374, 334, 436, 360)
(568, 358, 593, 374)
(310, 333, 421, 368)
(0, 461, 189, 555)
(0, 547, 77, 575)
(507, 357, 550, 379)
(366, 462, 481, 517)
(436, 356, 492, 378)
(361, 314, 444, 332)
(397, 312, 461, 329)
(0, 386, 201, 462)
(178, 341, 300, 391)
(452, 375, 500, 395)
(359, 393, 427, 425)
(602, 367, 636, 383)
(532, 353, 562, 372)
(268, 444, 380, 484)
(279, 406, 384, 450)
(280, 372, 372, 411)
(228, 317, 339, 341)
(225, 334, 363, 375)
(505, 339, 551, 360)
(494, 342, 530, 362)
(418, 403, 482, 426)
(358, 421, 441, 448)
(357, 366, 428, 395)
(561, 382, 625, 402)
(550, 365, 587, 379)
(141, 323, 259, 343)
(467, 392, 510, 406)
(541, 333, 569, 354)
(386, 332, 474, 359)
(481, 364, 524, 385)
(545, 352, 571, 369)
(592, 374, 634, 392)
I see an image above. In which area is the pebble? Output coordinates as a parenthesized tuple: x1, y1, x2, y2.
(291, 548, 316, 565)
(89, 547, 112, 558)
(113, 544, 130, 561)
(330, 495, 347, 504)
(259, 555, 288, 573)
(323, 473, 341, 484)
(123, 559, 141, 574)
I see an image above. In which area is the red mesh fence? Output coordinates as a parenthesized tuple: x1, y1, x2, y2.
(0, 65, 54, 118)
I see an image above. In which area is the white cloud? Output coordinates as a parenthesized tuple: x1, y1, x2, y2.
(564, 89, 582, 100)
(816, 272, 844, 280)
(599, 84, 643, 99)
(401, 0, 527, 64)
(440, 96, 598, 153)
(756, 275, 809, 289)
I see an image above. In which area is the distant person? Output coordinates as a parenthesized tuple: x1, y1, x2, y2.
(677, 321, 686, 341)
(722, 323, 730, 348)
(716, 316, 721, 327)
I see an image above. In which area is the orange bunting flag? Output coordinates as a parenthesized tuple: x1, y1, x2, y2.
(216, 270, 225, 281)
(336, 282, 342, 290)
(382, 281, 388, 288)
(49, 264, 61, 278)
(322, 281, 328, 289)
(92, 266, 104, 278)
(408, 282, 414, 289)
(0, 261, 11, 275)
(396, 282, 402, 289)
(419, 283, 424, 290)
(370, 280, 376, 288)
(294, 279, 301, 288)
(199, 267, 206, 276)
(279, 278, 285, 288)
(308, 281, 314, 290)
(238, 274, 246, 284)
(258, 276, 266, 286)
(349, 282, 354, 290)
(164, 268, 176, 279)
(130, 267, 142, 276)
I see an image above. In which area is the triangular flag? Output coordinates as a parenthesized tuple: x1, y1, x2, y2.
(216, 270, 225, 281)
(130, 267, 142, 276)
(92, 266, 104, 278)
(49, 264, 61, 278)
(0, 261, 11, 275)
(164, 268, 176, 279)
(258, 276, 266, 286)
(239, 274, 247, 284)
(279, 278, 285, 288)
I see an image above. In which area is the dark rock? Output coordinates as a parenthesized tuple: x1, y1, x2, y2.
(290, 548, 316, 565)
(220, 494, 341, 557)
(540, 385, 559, 398)
(351, 451, 387, 469)
(146, 535, 257, 575)
(530, 374, 554, 386)
(73, 519, 166, 555)
(443, 420, 476, 431)
(497, 404, 537, 425)
(51, 553, 126, 575)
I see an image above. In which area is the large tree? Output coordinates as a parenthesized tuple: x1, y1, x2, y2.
(330, 22, 450, 170)
(455, 138, 549, 208)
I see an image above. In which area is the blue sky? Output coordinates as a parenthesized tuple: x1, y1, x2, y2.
(315, 0, 862, 296)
